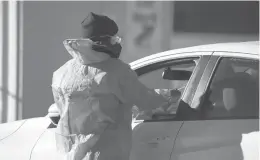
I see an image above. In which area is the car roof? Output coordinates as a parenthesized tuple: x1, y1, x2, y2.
(130, 41, 259, 67)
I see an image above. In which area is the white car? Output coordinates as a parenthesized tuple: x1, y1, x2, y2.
(0, 41, 259, 160)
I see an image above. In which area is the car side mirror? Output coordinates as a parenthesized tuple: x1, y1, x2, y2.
(162, 68, 192, 80)
(48, 103, 60, 126)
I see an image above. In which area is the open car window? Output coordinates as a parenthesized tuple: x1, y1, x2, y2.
(138, 60, 197, 91)
(133, 58, 199, 120)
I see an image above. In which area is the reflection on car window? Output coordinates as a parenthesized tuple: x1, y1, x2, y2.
(201, 58, 259, 119)
(137, 58, 198, 115)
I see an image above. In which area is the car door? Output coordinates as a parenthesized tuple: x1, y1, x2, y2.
(171, 53, 259, 160)
(30, 53, 212, 160)
(30, 126, 65, 160)
(130, 53, 212, 160)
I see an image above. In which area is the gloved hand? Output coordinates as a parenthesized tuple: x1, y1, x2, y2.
(152, 102, 169, 114)
(136, 101, 170, 119)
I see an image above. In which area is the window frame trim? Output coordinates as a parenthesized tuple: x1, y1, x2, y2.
(135, 57, 199, 77)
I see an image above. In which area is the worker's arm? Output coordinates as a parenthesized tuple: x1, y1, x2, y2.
(118, 66, 170, 112)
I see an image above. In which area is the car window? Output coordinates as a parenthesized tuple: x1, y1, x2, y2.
(139, 62, 196, 91)
(200, 57, 259, 119)
(132, 58, 199, 119)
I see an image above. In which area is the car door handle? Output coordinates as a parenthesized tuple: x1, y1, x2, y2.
(147, 136, 170, 144)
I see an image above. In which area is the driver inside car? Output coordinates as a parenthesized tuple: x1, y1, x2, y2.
(135, 66, 195, 119)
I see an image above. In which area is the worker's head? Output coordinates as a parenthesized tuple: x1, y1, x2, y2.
(81, 12, 122, 58)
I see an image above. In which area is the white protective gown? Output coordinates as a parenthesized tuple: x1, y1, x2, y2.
(51, 40, 169, 160)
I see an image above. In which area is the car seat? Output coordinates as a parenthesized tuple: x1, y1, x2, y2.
(206, 72, 255, 118)
(204, 62, 236, 118)
(222, 72, 258, 117)
(223, 72, 259, 117)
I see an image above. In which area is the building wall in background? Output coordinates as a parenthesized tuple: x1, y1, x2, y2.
(171, 1, 259, 49)
(123, 1, 172, 63)
(0, 2, 4, 123)
(0, 1, 23, 123)
(170, 32, 258, 50)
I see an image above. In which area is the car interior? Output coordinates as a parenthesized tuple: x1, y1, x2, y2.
(203, 58, 259, 119)
(135, 61, 197, 121)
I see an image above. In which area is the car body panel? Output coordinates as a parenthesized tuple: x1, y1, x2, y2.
(130, 121, 183, 160)
(30, 128, 64, 160)
(0, 117, 51, 160)
(171, 119, 258, 160)
(0, 120, 26, 141)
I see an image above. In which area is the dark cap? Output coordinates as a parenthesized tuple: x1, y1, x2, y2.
(81, 12, 118, 39)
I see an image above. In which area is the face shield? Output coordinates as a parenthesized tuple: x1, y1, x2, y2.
(63, 35, 122, 59)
